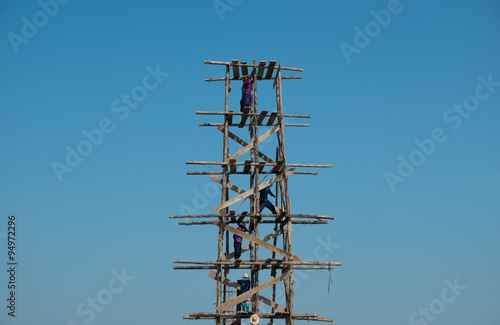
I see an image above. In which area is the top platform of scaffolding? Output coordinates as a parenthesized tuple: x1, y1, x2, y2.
(204, 60, 302, 82)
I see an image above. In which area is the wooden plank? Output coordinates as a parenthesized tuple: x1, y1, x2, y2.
(257, 161, 266, 173)
(212, 168, 295, 212)
(210, 175, 245, 194)
(229, 159, 237, 173)
(229, 125, 280, 160)
(267, 112, 278, 125)
(204, 60, 302, 72)
(241, 61, 248, 76)
(229, 210, 236, 222)
(236, 211, 248, 224)
(231, 59, 240, 79)
(257, 110, 268, 125)
(208, 270, 241, 290)
(225, 228, 283, 259)
(258, 295, 286, 312)
(257, 61, 266, 79)
(213, 221, 300, 261)
(216, 266, 292, 312)
(239, 107, 250, 128)
(270, 160, 284, 173)
(217, 126, 275, 163)
(243, 160, 252, 174)
(264, 60, 276, 79)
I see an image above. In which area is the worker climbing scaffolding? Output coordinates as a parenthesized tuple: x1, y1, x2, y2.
(240, 70, 255, 112)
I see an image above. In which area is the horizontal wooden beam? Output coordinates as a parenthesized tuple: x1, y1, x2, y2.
(205, 76, 302, 81)
(170, 214, 334, 220)
(186, 171, 318, 175)
(187, 161, 333, 168)
(197, 111, 310, 119)
(174, 260, 341, 266)
(174, 266, 337, 270)
(183, 312, 330, 320)
(179, 220, 327, 225)
(199, 123, 309, 127)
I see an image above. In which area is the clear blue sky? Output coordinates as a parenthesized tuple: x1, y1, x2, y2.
(1, 1, 499, 325)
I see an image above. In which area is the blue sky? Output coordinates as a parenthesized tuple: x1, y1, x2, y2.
(1, 1, 500, 325)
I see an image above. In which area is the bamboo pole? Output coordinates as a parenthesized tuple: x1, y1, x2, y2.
(252, 60, 260, 313)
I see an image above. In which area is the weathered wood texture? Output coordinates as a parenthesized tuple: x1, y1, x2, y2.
(216, 266, 291, 312)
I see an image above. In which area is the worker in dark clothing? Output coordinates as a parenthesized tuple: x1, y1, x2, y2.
(240, 71, 256, 112)
(237, 273, 251, 312)
(259, 186, 277, 214)
(233, 224, 248, 259)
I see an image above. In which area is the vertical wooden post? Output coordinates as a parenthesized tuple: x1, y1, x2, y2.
(217, 64, 231, 325)
(252, 60, 260, 313)
(275, 65, 294, 325)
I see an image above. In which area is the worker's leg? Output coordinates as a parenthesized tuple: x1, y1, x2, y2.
(234, 241, 241, 259)
(262, 201, 277, 214)
(259, 200, 265, 213)
(243, 93, 251, 109)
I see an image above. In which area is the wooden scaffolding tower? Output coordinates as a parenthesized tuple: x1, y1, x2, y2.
(171, 60, 341, 325)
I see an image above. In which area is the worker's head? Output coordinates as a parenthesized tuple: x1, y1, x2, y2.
(242, 273, 249, 279)
(242, 75, 249, 81)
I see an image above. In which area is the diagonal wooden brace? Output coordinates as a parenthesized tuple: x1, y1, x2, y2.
(210, 175, 245, 194)
(216, 266, 291, 312)
(208, 270, 241, 290)
(225, 228, 283, 259)
(217, 126, 274, 163)
(228, 125, 280, 160)
(214, 221, 300, 261)
(212, 168, 295, 212)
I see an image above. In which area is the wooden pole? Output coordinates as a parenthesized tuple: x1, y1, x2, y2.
(252, 60, 261, 313)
